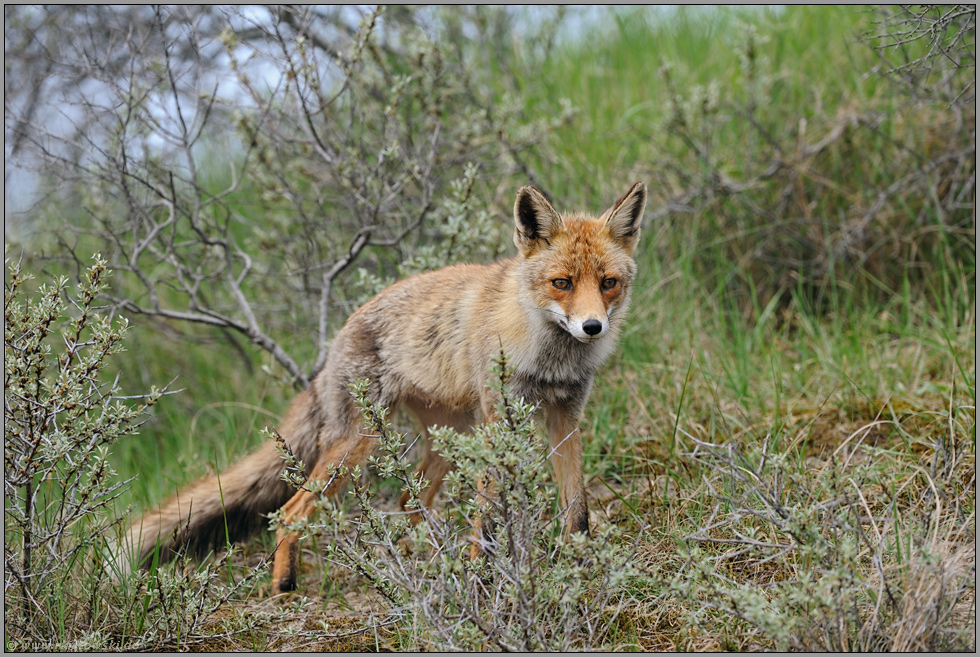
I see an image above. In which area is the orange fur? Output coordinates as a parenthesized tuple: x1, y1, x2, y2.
(116, 182, 647, 595)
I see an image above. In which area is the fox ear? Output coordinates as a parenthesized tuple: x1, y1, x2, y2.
(603, 182, 646, 255)
(513, 186, 563, 256)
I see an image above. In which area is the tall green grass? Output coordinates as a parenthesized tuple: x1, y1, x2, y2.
(521, 6, 877, 200)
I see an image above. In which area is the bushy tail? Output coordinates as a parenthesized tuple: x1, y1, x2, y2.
(111, 388, 323, 577)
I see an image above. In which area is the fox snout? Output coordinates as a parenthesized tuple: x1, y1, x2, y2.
(566, 314, 609, 342)
(544, 300, 611, 342)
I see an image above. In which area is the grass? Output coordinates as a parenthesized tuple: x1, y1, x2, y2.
(112, 326, 295, 512)
(6, 4, 975, 652)
(522, 5, 878, 202)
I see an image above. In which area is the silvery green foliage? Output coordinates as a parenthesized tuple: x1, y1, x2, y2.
(670, 436, 976, 651)
(4, 254, 162, 642)
(113, 545, 275, 652)
(284, 355, 640, 651)
(4, 256, 268, 651)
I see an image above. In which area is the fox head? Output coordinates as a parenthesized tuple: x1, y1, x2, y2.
(513, 182, 647, 344)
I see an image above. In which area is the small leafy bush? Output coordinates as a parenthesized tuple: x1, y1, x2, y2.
(4, 253, 271, 651)
(272, 354, 641, 651)
(4, 254, 162, 646)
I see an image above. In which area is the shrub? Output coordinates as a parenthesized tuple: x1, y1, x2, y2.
(4, 254, 162, 647)
(4, 253, 274, 651)
(270, 354, 641, 651)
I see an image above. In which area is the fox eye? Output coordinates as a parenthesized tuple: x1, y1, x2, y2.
(601, 277, 618, 290)
(552, 278, 572, 290)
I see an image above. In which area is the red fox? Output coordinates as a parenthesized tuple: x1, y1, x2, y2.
(118, 182, 647, 594)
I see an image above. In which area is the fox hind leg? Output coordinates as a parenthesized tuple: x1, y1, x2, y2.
(270, 421, 377, 595)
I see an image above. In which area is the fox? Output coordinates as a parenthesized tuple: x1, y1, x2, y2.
(116, 181, 647, 595)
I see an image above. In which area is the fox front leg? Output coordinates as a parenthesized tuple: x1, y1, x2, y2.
(543, 404, 589, 536)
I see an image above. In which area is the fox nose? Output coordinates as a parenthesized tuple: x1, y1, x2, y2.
(582, 319, 603, 336)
